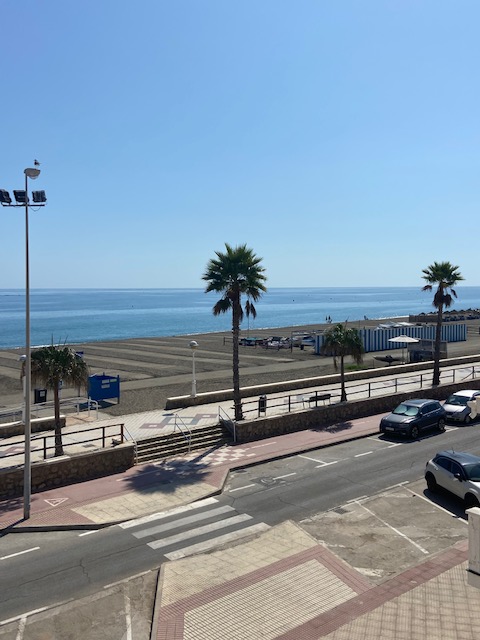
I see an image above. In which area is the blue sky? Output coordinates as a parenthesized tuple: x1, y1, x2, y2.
(1, 1, 478, 288)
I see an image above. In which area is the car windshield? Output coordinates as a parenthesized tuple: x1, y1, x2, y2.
(392, 404, 419, 417)
(464, 463, 480, 482)
(446, 395, 469, 407)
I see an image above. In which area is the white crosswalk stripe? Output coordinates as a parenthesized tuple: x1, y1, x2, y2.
(120, 497, 270, 560)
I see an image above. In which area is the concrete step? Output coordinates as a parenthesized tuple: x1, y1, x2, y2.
(135, 423, 232, 463)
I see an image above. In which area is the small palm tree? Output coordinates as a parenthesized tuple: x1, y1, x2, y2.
(320, 323, 364, 402)
(23, 345, 89, 456)
(203, 243, 267, 420)
(422, 261, 464, 386)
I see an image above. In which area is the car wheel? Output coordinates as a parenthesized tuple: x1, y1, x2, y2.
(437, 418, 446, 432)
(425, 473, 437, 493)
(465, 494, 480, 509)
(410, 425, 420, 439)
(465, 415, 472, 425)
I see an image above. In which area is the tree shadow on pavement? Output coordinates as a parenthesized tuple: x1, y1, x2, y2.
(318, 421, 354, 434)
(123, 456, 212, 494)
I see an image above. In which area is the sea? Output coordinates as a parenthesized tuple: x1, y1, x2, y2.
(1, 287, 480, 350)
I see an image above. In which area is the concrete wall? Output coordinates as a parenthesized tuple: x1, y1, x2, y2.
(0, 416, 66, 439)
(0, 443, 134, 499)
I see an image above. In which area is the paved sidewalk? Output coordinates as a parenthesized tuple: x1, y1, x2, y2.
(2, 401, 480, 638)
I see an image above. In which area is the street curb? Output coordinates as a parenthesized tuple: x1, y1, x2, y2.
(1, 427, 380, 534)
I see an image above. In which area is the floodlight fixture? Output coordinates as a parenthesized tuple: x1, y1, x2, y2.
(32, 190, 47, 203)
(14, 190, 28, 204)
(0, 189, 12, 205)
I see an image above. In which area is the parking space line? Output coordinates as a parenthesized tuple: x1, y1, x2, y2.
(403, 486, 468, 524)
(298, 454, 324, 463)
(387, 443, 403, 448)
(354, 500, 429, 554)
(272, 473, 297, 480)
(315, 460, 339, 468)
(354, 451, 373, 457)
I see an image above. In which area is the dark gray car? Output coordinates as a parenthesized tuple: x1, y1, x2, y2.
(379, 398, 446, 439)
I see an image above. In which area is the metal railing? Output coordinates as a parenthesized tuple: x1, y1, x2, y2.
(0, 396, 99, 424)
(218, 406, 236, 443)
(1, 422, 126, 461)
(173, 414, 192, 453)
(238, 363, 480, 418)
(122, 424, 138, 464)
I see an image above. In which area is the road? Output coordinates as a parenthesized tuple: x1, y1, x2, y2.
(1, 415, 479, 626)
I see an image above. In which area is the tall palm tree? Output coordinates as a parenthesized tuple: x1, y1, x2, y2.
(422, 261, 464, 386)
(23, 345, 89, 456)
(203, 243, 267, 421)
(320, 323, 364, 402)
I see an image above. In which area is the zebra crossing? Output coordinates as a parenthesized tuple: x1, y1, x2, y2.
(118, 497, 270, 561)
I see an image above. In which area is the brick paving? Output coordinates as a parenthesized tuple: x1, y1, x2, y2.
(1, 394, 480, 637)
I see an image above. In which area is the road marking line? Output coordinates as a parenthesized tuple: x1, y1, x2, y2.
(1, 608, 47, 626)
(298, 455, 323, 463)
(229, 484, 256, 492)
(353, 500, 429, 554)
(403, 486, 468, 524)
(119, 497, 218, 529)
(134, 505, 235, 539)
(354, 451, 373, 457)
(0, 547, 40, 561)
(387, 443, 403, 448)
(315, 460, 339, 468)
(15, 616, 26, 640)
(124, 593, 132, 640)
(148, 513, 252, 550)
(272, 473, 296, 480)
(164, 523, 270, 560)
(78, 530, 100, 537)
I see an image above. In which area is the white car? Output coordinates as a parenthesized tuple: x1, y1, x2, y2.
(425, 450, 480, 508)
(443, 389, 480, 424)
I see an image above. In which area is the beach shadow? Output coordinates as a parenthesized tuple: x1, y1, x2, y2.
(123, 458, 211, 494)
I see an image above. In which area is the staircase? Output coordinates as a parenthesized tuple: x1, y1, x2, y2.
(135, 422, 233, 464)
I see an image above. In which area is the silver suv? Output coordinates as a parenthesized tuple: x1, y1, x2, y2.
(425, 450, 480, 508)
(443, 389, 480, 424)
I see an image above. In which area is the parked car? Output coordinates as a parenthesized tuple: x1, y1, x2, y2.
(425, 450, 480, 508)
(379, 399, 446, 439)
(443, 389, 480, 424)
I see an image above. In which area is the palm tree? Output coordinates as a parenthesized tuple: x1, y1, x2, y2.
(320, 323, 364, 402)
(422, 261, 464, 386)
(203, 243, 267, 421)
(23, 345, 89, 456)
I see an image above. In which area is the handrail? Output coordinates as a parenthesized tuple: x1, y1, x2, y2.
(122, 424, 138, 464)
(1, 422, 126, 461)
(218, 406, 236, 443)
(173, 415, 192, 453)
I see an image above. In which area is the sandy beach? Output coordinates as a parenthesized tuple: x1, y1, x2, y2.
(1, 317, 480, 417)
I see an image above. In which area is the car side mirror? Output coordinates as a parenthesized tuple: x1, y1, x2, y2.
(454, 472, 463, 481)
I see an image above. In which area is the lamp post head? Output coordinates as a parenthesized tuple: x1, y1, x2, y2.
(24, 168, 40, 180)
(189, 340, 199, 351)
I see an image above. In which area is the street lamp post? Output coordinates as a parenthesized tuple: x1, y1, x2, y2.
(0, 166, 46, 520)
(189, 340, 198, 397)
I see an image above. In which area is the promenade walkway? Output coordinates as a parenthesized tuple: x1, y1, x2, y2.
(2, 363, 480, 638)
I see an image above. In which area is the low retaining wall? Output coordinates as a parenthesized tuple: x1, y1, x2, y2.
(166, 353, 480, 410)
(234, 380, 480, 443)
(0, 443, 134, 499)
(0, 416, 66, 439)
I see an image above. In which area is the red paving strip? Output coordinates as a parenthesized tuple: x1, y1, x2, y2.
(155, 546, 371, 640)
(276, 541, 469, 639)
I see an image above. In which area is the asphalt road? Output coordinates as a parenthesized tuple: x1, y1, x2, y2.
(1, 414, 479, 627)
